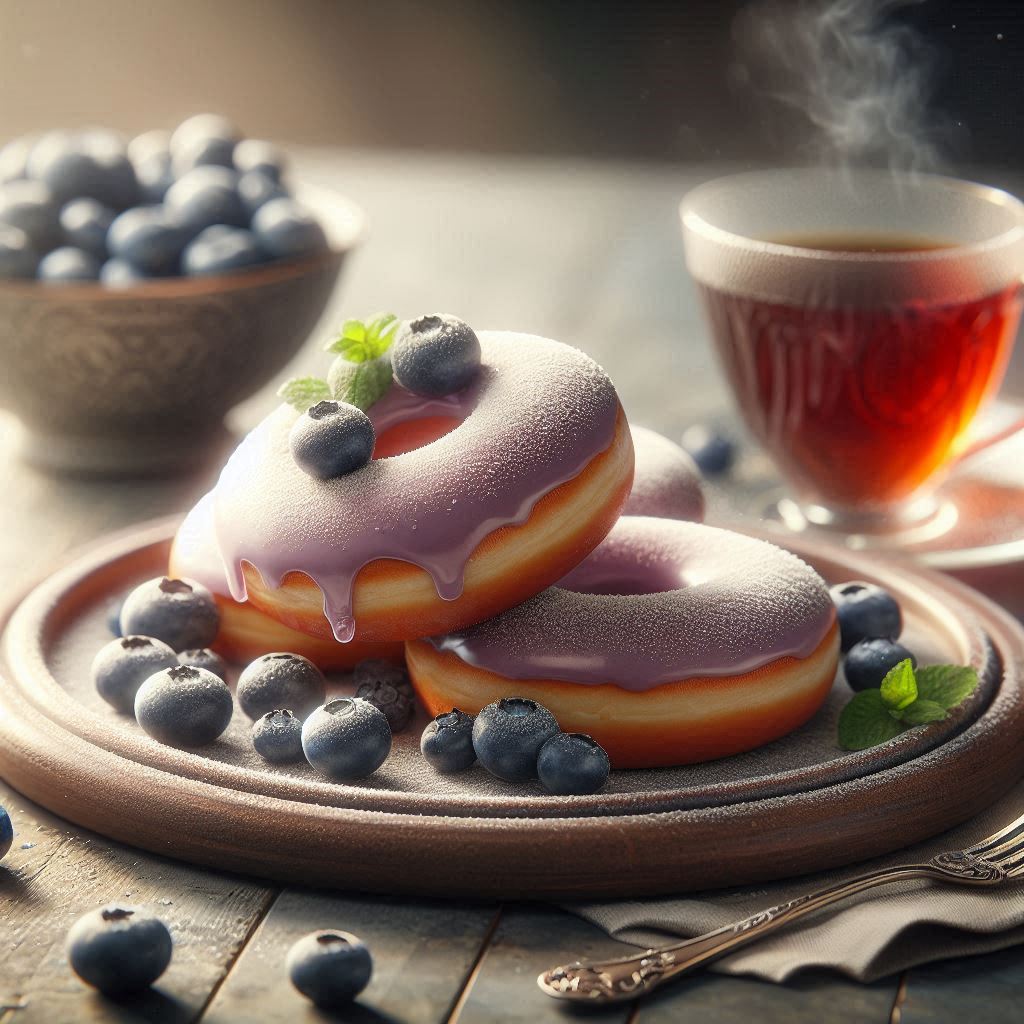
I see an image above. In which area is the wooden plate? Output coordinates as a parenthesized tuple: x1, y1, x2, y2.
(1, 519, 1022, 899)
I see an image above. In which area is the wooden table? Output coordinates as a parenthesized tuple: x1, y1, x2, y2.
(2, 150, 1021, 1022)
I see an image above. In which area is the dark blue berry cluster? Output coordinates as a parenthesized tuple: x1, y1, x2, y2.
(830, 581, 917, 691)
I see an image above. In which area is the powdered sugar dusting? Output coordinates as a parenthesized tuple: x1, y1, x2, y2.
(209, 332, 621, 640)
(624, 425, 705, 522)
(429, 517, 835, 690)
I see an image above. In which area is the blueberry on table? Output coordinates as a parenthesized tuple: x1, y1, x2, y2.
(289, 400, 375, 480)
(100, 258, 148, 286)
(391, 314, 481, 397)
(237, 652, 326, 720)
(135, 664, 233, 747)
(251, 196, 327, 259)
(119, 576, 220, 652)
(182, 225, 265, 276)
(302, 698, 392, 780)
(59, 197, 115, 258)
(844, 638, 918, 692)
(252, 709, 305, 763)
(0, 804, 13, 861)
(287, 930, 372, 1007)
(830, 581, 903, 651)
(0, 225, 38, 279)
(37, 246, 101, 283)
(237, 169, 288, 216)
(164, 165, 247, 235)
(0, 180, 61, 250)
(354, 660, 415, 732)
(537, 732, 610, 794)
(471, 697, 560, 782)
(134, 149, 175, 204)
(233, 139, 286, 181)
(177, 647, 228, 681)
(352, 658, 409, 691)
(421, 709, 476, 773)
(107, 206, 188, 276)
(681, 424, 736, 476)
(65, 904, 172, 994)
(90, 635, 179, 714)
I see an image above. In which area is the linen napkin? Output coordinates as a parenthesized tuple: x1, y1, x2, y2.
(566, 779, 1024, 982)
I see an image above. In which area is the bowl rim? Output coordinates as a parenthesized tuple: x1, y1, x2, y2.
(0, 181, 367, 301)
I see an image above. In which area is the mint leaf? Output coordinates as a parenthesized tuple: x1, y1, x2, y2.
(838, 689, 905, 750)
(327, 353, 392, 411)
(278, 376, 331, 411)
(325, 313, 399, 362)
(915, 665, 979, 710)
(364, 312, 398, 357)
(879, 659, 917, 711)
(899, 699, 949, 726)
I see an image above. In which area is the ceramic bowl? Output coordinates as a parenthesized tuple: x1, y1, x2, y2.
(0, 184, 365, 475)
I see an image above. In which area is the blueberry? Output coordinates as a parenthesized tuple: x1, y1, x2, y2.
(287, 930, 372, 1008)
(37, 246, 101, 283)
(237, 170, 288, 216)
(471, 697, 559, 782)
(182, 225, 265, 277)
(127, 129, 171, 166)
(59, 197, 115, 258)
(251, 197, 327, 259)
(33, 133, 139, 209)
(171, 135, 236, 178)
(135, 664, 233, 747)
(0, 804, 13, 861)
(107, 206, 188, 275)
(252, 709, 304, 763)
(233, 139, 286, 181)
(100, 258, 148, 286)
(289, 400, 375, 480)
(420, 709, 476, 773)
(106, 599, 123, 636)
(391, 314, 481, 397)
(135, 150, 175, 204)
(681, 424, 736, 476)
(830, 581, 903, 652)
(178, 647, 228, 681)
(0, 135, 33, 184)
(169, 114, 239, 156)
(537, 733, 610, 795)
(236, 652, 326, 720)
(164, 165, 246, 235)
(0, 180, 61, 250)
(353, 659, 415, 732)
(90, 635, 179, 714)
(0, 225, 38, 279)
(302, 698, 392, 780)
(844, 638, 918, 692)
(65, 904, 172, 994)
(119, 576, 220, 652)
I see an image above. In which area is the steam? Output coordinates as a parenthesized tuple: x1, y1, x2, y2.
(732, 0, 949, 171)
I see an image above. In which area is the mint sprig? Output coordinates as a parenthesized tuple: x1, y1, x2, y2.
(277, 376, 331, 412)
(838, 658, 979, 751)
(325, 313, 398, 362)
(327, 352, 393, 411)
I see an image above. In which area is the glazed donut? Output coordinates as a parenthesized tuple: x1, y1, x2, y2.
(172, 332, 634, 645)
(624, 425, 704, 522)
(407, 517, 839, 769)
(169, 494, 404, 668)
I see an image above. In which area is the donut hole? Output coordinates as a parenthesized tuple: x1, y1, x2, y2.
(372, 415, 464, 459)
(557, 558, 684, 597)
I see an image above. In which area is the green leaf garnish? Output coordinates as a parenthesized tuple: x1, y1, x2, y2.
(898, 699, 949, 725)
(325, 313, 399, 362)
(327, 353, 393, 411)
(838, 690, 905, 750)
(879, 659, 917, 711)
(915, 664, 979, 710)
(278, 376, 331, 412)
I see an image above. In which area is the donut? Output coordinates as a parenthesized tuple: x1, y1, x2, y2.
(624, 425, 704, 522)
(169, 494, 404, 668)
(407, 517, 839, 769)
(171, 331, 634, 646)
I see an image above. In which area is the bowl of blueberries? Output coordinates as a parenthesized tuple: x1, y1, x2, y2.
(0, 113, 365, 475)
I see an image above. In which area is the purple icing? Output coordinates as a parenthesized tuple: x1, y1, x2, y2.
(208, 332, 621, 641)
(623, 425, 705, 522)
(427, 517, 836, 691)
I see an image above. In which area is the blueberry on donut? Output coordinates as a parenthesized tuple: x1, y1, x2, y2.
(406, 517, 839, 769)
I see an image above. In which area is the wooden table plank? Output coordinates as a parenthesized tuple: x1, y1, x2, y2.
(201, 889, 497, 1024)
(0, 780, 275, 1024)
(452, 905, 638, 1024)
(898, 947, 1024, 1023)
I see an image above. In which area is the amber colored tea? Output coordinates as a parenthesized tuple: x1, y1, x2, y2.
(701, 235, 1023, 507)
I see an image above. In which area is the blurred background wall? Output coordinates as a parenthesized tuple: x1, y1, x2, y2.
(0, 0, 1020, 169)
